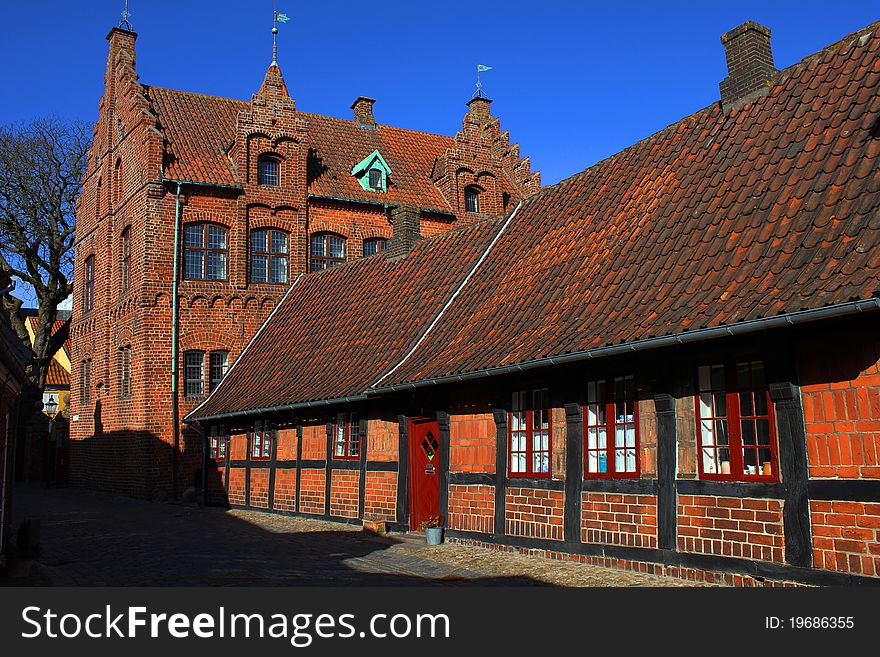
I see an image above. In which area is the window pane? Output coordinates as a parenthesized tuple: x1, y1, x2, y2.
(272, 231, 288, 254)
(185, 251, 203, 279)
(271, 256, 288, 284)
(251, 229, 267, 253)
(207, 225, 227, 249)
(251, 255, 268, 282)
(184, 224, 203, 247)
(207, 251, 226, 279)
(311, 234, 325, 256)
(329, 236, 345, 259)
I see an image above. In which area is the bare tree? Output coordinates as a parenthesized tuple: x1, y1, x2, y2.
(0, 117, 90, 389)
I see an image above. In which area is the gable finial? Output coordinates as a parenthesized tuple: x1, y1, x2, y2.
(272, 1, 291, 66)
(474, 64, 492, 98)
(119, 0, 133, 31)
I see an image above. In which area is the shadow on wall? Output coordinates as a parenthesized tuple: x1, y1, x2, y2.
(67, 402, 215, 503)
(10, 482, 549, 587)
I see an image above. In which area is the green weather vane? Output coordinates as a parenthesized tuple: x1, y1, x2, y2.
(475, 64, 492, 98)
(272, 2, 291, 66)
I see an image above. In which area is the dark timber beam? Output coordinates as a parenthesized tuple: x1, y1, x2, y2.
(769, 381, 812, 567)
(564, 403, 583, 546)
(492, 409, 508, 540)
(655, 393, 678, 551)
(396, 415, 409, 528)
(437, 411, 451, 526)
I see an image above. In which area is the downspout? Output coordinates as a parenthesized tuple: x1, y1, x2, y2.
(161, 178, 242, 500)
(170, 182, 183, 499)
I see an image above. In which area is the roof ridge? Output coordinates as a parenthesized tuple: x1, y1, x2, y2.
(144, 85, 249, 106)
(144, 86, 456, 141)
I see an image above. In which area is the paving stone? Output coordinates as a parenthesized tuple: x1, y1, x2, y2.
(9, 485, 709, 587)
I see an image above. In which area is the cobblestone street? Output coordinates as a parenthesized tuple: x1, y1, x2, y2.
(9, 485, 706, 587)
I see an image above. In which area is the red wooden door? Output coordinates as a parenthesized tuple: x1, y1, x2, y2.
(408, 419, 441, 530)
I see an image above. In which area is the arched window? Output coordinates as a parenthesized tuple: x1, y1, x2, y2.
(121, 227, 131, 291)
(464, 186, 481, 213)
(251, 229, 289, 284)
(258, 155, 280, 186)
(310, 232, 346, 272)
(184, 223, 228, 280)
(84, 255, 95, 312)
(363, 237, 387, 257)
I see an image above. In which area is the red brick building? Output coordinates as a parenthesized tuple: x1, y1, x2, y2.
(68, 23, 540, 499)
(187, 20, 880, 586)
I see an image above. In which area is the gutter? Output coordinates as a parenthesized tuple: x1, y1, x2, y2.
(308, 193, 456, 217)
(369, 297, 880, 393)
(186, 394, 370, 424)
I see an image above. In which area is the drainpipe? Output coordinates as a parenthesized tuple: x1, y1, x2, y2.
(170, 182, 183, 499)
(162, 178, 242, 500)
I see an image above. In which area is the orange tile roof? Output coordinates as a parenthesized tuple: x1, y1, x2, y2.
(145, 86, 461, 211)
(190, 218, 505, 419)
(45, 358, 70, 387)
(25, 316, 71, 356)
(189, 20, 880, 420)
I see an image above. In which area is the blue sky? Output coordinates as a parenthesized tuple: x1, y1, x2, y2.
(1, 1, 877, 305)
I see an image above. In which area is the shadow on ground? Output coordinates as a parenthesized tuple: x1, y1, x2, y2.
(5, 484, 551, 587)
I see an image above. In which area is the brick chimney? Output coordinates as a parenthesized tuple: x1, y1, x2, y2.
(719, 21, 776, 112)
(388, 206, 421, 258)
(351, 96, 377, 127)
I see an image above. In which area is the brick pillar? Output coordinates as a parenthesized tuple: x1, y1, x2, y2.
(719, 21, 776, 112)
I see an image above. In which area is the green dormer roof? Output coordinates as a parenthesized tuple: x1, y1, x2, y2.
(350, 149, 392, 192)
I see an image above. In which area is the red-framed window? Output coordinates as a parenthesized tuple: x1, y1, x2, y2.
(209, 424, 227, 461)
(251, 421, 273, 460)
(310, 232, 346, 271)
(84, 255, 95, 311)
(584, 375, 639, 478)
(695, 360, 779, 482)
(508, 388, 551, 477)
(333, 412, 361, 459)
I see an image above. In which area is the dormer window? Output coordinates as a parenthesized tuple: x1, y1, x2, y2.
(258, 155, 279, 186)
(369, 168, 382, 191)
(465, 186, 481, 213)
(351, 149, 391, 193)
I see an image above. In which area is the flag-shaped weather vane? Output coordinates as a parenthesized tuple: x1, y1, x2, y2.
(475, 64, 492, 98)
(272, 2, 291, 66)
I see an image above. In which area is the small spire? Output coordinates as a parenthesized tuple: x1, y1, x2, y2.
(119, 0, 133, 31)
(272, 2, 290, 67)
